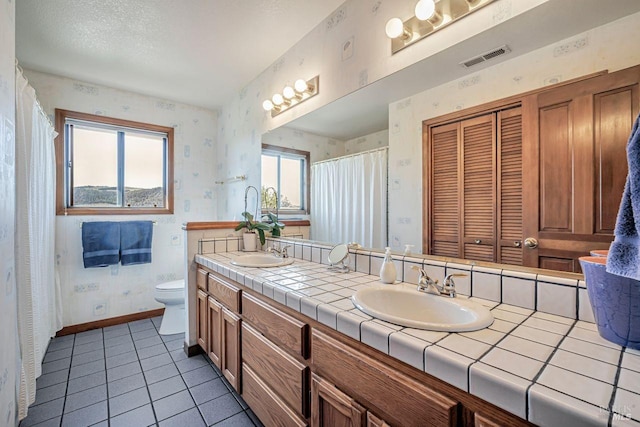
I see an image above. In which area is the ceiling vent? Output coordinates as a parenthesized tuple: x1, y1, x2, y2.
(460, 45, 511, 68)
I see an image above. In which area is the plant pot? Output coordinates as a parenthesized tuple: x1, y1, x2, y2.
(579, 256, 640, 349)
(242, 232, 257, 252)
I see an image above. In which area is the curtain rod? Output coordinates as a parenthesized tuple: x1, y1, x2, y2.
(15, 61, 55, 131)
(312, 146, 388, 166)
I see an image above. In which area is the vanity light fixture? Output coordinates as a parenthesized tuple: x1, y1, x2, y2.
(262, 75, 320, 117)
(386, 0, 495, 55)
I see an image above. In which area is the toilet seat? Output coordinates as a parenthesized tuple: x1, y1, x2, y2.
(156, 280, 184, 291)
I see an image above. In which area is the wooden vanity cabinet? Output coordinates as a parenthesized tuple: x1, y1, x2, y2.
(312, 329, 458, 427)
(221, 307, 241, 391)
(195, 272, 242, 392)
(240, 293, 310, 424)
(196, 289, 208, 351)
(311, 374, 366, 427)
(196, 268, 208, 290)
(207, 296, 222, 368)
(194, 264, 533, 427)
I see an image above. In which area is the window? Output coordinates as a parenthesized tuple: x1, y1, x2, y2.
(55, 109, 174, 215)
(261, 144, 310, 214)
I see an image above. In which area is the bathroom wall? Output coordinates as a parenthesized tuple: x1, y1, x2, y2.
(344, 129, 388, 155)
(23, 70, 218, 327)
(0, 1, 19, 425)
(387, 12, 640, 252)
(216, 0, 547, 220)
(262, 126, 345, 164)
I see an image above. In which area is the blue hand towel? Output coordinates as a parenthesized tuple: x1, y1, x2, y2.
(607, 113, 640, 280)
(120, 221, 153, 266)
(82, 221, 120, 268)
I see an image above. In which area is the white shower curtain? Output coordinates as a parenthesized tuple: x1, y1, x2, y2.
(15, 66, 62, 419)
(311, 148, 388, 248)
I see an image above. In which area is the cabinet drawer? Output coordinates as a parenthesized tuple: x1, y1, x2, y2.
(312, 330, 458, 427)
(208, 273, 241, 313)
(242, 293, 309, 359)
(242, 323, 309, 418)
(196, 268, 208, 290)
(242, 364, 307, 427)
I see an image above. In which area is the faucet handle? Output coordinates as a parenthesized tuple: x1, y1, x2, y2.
(281, 245, 291, 257)
(411, 265, 437, 284)
(443, 273, 467, 287)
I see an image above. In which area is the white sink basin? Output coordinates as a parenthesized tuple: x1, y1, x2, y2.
(230, 253, 294, 268)
(351, 286, 493, 332)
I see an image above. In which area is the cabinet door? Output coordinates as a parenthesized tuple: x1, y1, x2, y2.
(242, 364, 307, 427)
(207, 296, 222, 368)
(196, 268, 208, 290)
(497, 107, 524, 265)
(242, 323, 309, 418)
(461, 114, 496, 262)
(429, 121, 460, 257)
(523, 66, 640, 271)
(221, 307, 241, 392)
(311, 374, 366, 427)
(196, 289, 208, 351)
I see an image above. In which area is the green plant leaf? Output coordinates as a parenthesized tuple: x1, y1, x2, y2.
(257, 229, 266, 245)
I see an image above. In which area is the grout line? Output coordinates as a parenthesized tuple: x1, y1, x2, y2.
(131, 321, 160, 426)
(466, 310, 536, 393)
(524, 319, 578, 420)
(607, 348, 627, 427)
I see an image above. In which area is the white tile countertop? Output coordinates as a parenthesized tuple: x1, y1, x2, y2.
(195, 251, 640, 427)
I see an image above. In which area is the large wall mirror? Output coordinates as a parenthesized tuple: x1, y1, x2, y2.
(260, 2, 640, 275)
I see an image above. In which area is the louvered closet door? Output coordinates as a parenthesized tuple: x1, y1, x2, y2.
(497, 108, 524, 265)
(430, 122, 460, 257)
(461, 114, 496, 262)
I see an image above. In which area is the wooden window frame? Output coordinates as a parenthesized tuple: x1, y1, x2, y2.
(261, 143, 310, 215)
(55, 109, 174, 215)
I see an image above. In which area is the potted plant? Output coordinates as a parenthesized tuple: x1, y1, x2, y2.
(235, 211, 272, 251)
(264, 212, 285, 238)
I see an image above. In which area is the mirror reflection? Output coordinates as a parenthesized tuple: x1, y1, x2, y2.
(260, 5, 640, 275)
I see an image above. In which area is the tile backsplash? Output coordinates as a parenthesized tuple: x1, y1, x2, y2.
(202, 236, 596, 324)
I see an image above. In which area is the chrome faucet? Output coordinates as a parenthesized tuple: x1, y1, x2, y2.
(267, 244, 291, 258)
(411, 266, 466, 298)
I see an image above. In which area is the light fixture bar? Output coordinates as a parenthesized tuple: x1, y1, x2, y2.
(266, 75, 320, 118)
(388, 0, 495, 55)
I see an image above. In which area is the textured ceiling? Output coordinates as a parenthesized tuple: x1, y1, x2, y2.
(16, 0, 345, 110)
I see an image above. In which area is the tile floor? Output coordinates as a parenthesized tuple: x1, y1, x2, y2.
(20, 316, 264, 427)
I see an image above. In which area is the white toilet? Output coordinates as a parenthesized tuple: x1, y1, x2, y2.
(154, 279, 185, 335)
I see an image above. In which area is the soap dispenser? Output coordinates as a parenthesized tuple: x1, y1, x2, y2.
(379, 247, 397, 284)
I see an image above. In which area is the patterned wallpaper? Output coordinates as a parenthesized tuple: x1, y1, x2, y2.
(217, 0, 640, 253)
(344, 129, 388, 154)
(215, 0, 543, 221)
(388, 12, 640, 252)
(0, 1, 18, 425)
(23, 70, 218, 327)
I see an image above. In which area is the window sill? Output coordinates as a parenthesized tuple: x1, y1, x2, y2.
(57, 207, 173, 216)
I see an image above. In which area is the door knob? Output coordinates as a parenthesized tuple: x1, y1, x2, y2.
(524, 237, 539, 249)
(513, 241, 522, 248)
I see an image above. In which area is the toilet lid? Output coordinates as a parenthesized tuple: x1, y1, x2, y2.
(156, 280, 185, 291)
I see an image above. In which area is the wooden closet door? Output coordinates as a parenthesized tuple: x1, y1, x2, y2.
(429, 122, 460, 257)
(461, 114, 496, 262)
(523, 66, 640, 272)
(497, 107, 524, 265)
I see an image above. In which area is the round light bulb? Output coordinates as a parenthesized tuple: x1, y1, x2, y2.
(283, 86, 296, 99)
(272, 93, 284, 106)
(414, 0, 436, 21)
(262, 100, 274, 111)
(385, 17, 404, 39)
(294, 79, 308, 93)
